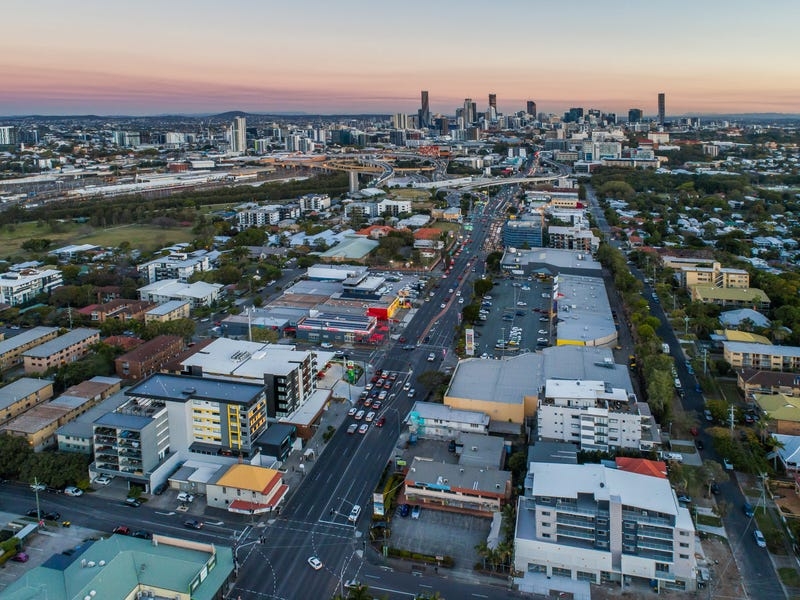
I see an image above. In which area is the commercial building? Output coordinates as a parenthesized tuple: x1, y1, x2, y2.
(537, 379, 658, 451)
(137, 249, 218, 284)
(144, 299, 191, 323)
(206, 463, 289, 515)
(669, 259, 750, 290)
(138, 279, 223, 308)
(115, 334, 185, 380)
(22, 327, 100, 374)
(404, 457, 512, 515)
(0, 534, 234, 600)
(407, 401, 490, 438)
(722, 341, 800, 371)
(231, 115, 247, 154)
(515, 462, 697, 592)
(296, 311, 379, 345)
(503, 217, 544, 248)
(0, 326, 59, 371)
(180, 338, 317, 419)
(0, 268, 63, 306)
(548, 225, 599, 253)
(317, 235, 380, 263)
(0, 378, 54, 425)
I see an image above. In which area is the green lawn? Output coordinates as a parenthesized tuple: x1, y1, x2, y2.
(0, 222, 195, 259)
(779, 567, 800, 587)
(755, 507, 787, 554)
(696, 514, 722, 527)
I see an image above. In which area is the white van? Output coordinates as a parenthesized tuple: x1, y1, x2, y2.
(348, 505, 361, 522)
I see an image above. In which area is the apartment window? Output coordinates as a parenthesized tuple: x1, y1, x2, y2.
(542, 522, 550, 527)
(679, 542, 689, 548)
(679, 554, 689, 559)
(542, 533, 551, 538)
(541, 511, 550, 516)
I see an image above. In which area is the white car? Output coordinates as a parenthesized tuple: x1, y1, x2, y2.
(365, 411, 376, 423)
(177, 492, 195, 503)
(320, 342, 333, 349)
(94, 475, 112, 486)
(458, 298, 464, 304)
(407, 388, 416, 398)
(427, 352, 435, 362)
(440, 303, 447, 309)
(64, 486, 83, 497)
(30, 483, 46, 492)
(308, 556, 323, 570)
(754, 529, 766, 548)
(403, 382, 411, 390)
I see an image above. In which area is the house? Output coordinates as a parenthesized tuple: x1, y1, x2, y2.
(206, 463, 289, 515)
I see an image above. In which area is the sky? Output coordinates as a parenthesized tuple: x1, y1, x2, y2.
(1, 0, 799, 117)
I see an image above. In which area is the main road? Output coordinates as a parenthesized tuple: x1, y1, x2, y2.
(231, 191, 506, 599)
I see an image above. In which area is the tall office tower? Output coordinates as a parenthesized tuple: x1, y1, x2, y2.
(0, 126, 18, 146)
(418, 90, 431, 128)
(463, 98, 474, 125)
(526, 100, 537, 118)
(435, 116, 449, 135)
(393, 113, 408, 129)
(488, 93, 497, 119)
(657, 93, 666, 125)
(231, 116, 247, 153)
(628, 108, 643, 123)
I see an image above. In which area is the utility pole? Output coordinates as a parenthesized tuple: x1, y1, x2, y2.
(703, 348, 708, 375)
(729, 404, 736, 431)
(684, 316, 690, 335)
(760, 472, 768, 514)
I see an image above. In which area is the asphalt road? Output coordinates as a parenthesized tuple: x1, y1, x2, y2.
(587, 184, 786, 600)
(230, 190, 505, 599)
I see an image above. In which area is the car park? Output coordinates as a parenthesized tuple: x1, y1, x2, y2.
(177, 492, 194, 503)
(354, 410, 365, 421)
(347, 407, 357, 416)
(64, 486, 83, 497)
(365, 411, 376, 423)
(308, 556, 323, 570)
(378, 390, 387, 401)
(183, 520, 203, 530)
(371, 400, 382, 410)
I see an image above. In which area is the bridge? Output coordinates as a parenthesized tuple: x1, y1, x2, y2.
(455, 174, 569, 191)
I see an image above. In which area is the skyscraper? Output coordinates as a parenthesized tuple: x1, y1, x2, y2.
(463, 98, 475, 125)
(488, 93, 496, 110)
(526, 100, 537, 118)
(231, 116, 246, 154)
(628, 108, 643, 123)
(418, 90, 431, 129)
(657, 93, 666, 125)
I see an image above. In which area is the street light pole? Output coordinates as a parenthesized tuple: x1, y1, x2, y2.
(684, 315, 689, 335)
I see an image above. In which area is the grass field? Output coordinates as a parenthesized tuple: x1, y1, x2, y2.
(0, 221, 195, 259)
(390, 188, 433, 201)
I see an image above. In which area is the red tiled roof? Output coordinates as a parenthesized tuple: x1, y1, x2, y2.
(228, 484, 288, 514)
(615, 457, 667, 479)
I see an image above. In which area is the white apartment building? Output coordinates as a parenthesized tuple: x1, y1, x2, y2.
(137, 250, 217, 284)
(515, 462, 697, 592)
(138, 280, 222, 309)
(0, 268, 63, 306)
(537, 380, 655, 451)
(377, 199, 412, 216)
(298, 194, 331, 213)
(236, 204, 281, 228)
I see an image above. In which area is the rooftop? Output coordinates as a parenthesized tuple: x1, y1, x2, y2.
(22, 328, 99, 358)
(0, 326, 59, 355)
(181, 337, 312, 379)
(127, 373, 265, 405)
(405, 457, 511, 495)
(0, 378, 52, 410)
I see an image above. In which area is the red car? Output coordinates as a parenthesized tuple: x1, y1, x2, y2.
(376, 416, 386, 428)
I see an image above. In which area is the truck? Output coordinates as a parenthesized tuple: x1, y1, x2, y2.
(662, 343, 670, 354)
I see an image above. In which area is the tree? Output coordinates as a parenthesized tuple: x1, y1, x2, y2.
(701, 459, 728, 497)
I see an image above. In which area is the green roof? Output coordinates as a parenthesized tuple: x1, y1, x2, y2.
(1, 534, 234, 600)
(692, 285, 770, 302)
(753, 393, 800, 423)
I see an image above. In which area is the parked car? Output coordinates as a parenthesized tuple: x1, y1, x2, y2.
(11, 552, 29, 562)
(399, 503, 411, 518)
(177, 492, 194, 503)
(132, 530, 152, 540)
(347, 407, 357, 416)
(704, 409, 713, 422)
(427, 352, 435, 362)
(64, 486, 83, 497)
(754, 529, 767, 548)
(320, 343, 333, 349)
(407, 389, 415, 398)
(743, 501, 755, 517)
(43, 511, 61, 521)
(376, 416, 386, 428)
(94, 475, 112, 486)
(347, 423, 358, 434)
(358, 423, 369, 435)
(411, 505, 421, 519)
(113, 526, 131, 536)
(723, 458, 734, 471)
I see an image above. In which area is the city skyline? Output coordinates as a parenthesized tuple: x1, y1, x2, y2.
(1, 0, 799, 117)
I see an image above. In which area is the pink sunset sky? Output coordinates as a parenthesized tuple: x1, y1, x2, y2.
(1, 0, 798, 116)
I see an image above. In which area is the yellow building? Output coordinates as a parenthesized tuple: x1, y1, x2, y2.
(0, 326, 59, 372)
(207, 463, 289, 515)
(144, 299, 191, 324)
(0, 378, 54, 425)
(22, 328, 100, 374)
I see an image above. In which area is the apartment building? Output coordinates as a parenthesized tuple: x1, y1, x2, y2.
(407, 401, 490, 438)
(179, 338, 316, 419)
(298, 193, 331, 213)
(137, 250, 218, 284)
(87, 299, 155, 323)
(404, 457, 512, 515)
(0, 268, 63, 306)
(548, 225, 599, 253)
(377, 198, 412, 216)
(236, 204, 281, 227)
(0, 326, 59, 371)
(690, 285, 770, 309)
(669, 260, 749, 290)
(144, 299, 191, 323)
(114, 334, 184, 380)
(515, 462, 697, 592)
(0, 378, 54, 425)
(723, 341, 800, 371)
(537, 379, 657, 451)
(22, 328, 100, 374)
(129, 373, 268, 456)
(138, 279, 223, 308)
